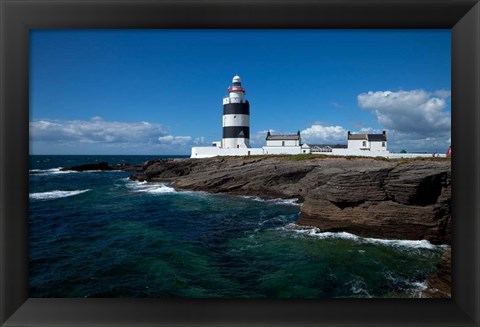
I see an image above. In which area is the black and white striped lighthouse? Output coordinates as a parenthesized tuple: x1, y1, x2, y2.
(222, 75, 250, 149)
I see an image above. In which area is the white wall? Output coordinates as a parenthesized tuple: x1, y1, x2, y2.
(262, 146, 302, 155)
(191, 147, 263, 158)
(320, 149, 445, 158)
(330, 149, 385, 157)
(192, 146, 445, 159)
(370, 141, 388, 151)
(266, 140, 299, 147)
(348, 139, 368, 150)
(222, 138, 250, 149)
(386, 153, 446, 159)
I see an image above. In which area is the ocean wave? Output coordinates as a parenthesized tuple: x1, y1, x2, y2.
(280, 223, 445, 249)
(29, 168, 76, 175)
(258, 214, 296, 227)
(29, 189, 91, 200)
(30, 168, 121, 175)
(240, 196, 301, 206)
(126, 181, 177, 194)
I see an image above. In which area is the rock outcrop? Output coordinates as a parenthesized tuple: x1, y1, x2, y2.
(420, 247, 451, 298)
(61, 162, 144, 172)
(61, 162, 113, 171)
(130, 156, 451, 245)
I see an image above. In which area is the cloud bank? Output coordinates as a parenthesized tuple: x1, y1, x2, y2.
(356, 89, 451, 152)
(357, 89, 450, 135)
(300, 125, 347, 144)
(30, 117, 206, 154)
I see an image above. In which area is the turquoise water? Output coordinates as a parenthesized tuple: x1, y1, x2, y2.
(29, 155, 445, 298)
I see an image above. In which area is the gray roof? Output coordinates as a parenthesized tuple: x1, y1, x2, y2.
(266, 134, 300, 141)
(348, 133, 387, 142)
(309, 144, 348, 149)
(367, 134, 387, 141)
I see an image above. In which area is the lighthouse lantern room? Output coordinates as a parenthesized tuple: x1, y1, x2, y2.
(222, 75, 250, 149)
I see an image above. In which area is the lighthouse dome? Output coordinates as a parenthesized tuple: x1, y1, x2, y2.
(232, 75, 241, 83)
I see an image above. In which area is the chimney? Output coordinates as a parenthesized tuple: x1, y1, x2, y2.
(382, 130, 386, 135)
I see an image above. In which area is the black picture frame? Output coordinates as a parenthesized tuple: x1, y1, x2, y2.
(1, 0, 479, 326)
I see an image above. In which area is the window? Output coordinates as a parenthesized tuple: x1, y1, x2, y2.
(282, 141, 285, 146)
(382, 142, 386, 147)
(362, 141, 367, 147)
(303, 150, 306, 153)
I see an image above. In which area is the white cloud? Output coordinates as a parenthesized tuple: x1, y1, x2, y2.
(250, 130, 274, 147)
(30, 117, 166, 144)
(357, 89, 451, 135)
(357, 127, 383, 134)
(194, 137, 207, 145)
(434, 89, 451, 99)
(300, 124, 347, 144)
(331, 102, 344, 109)
(158, 135, 192, 145)
(29, 117, 209, 155)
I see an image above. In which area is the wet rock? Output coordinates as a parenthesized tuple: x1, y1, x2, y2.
(420, 247, 451, 298)
(61, 162, 112, 171)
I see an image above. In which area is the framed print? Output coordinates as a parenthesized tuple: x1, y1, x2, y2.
(1, 0, 479, 326)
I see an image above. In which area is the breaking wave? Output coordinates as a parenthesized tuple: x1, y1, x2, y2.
(126, 181, 177, 194)
(280, 223, 445, 249)
(29, 189, 91, 200)
(240, 195, 301, 206)
(29, 168, 120, 175)
(29, 168, 76, 175)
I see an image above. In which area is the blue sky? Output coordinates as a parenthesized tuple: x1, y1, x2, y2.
(30, 29, 451, 155)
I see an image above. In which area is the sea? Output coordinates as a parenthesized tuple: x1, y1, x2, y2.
(29, 155, 447, 298)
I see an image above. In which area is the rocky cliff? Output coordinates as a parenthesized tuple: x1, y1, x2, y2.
(130, 155, 451, 245)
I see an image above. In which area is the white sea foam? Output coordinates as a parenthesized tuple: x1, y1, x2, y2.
(345, 278, 372, 298)
(29, 189, 91, 200)
(29, 167, 76, 175)
(29, 168, 121, 175)
(240, 195, 301, 206)
(126, 181, 177, 194)
(280, 223, 445, 249)
(411, 281, 428, 291)
(258, 214, 295, 227)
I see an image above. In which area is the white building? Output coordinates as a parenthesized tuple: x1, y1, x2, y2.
(262, 131, 305, 155)
(265, 131, 301, 147)
(347, 131, 388, 151)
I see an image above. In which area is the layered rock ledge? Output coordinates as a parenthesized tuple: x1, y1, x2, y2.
(130, 155, 451, 245)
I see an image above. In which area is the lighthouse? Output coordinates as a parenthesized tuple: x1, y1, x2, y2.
(222, 75, 250, 149)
